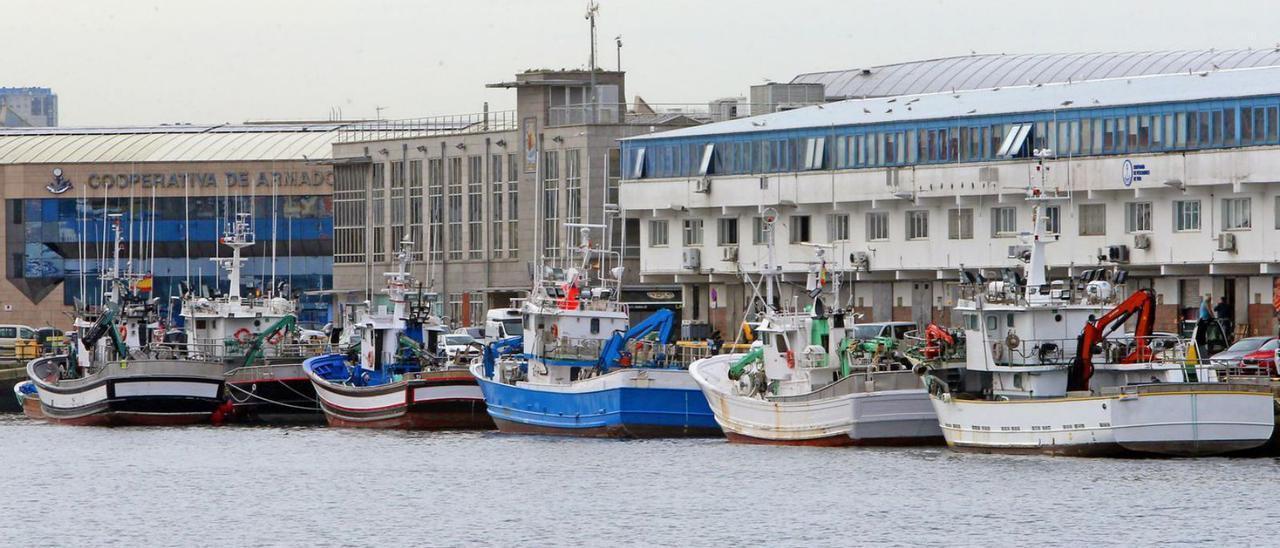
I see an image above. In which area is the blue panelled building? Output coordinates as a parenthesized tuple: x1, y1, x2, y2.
(0, 123, 344, 329)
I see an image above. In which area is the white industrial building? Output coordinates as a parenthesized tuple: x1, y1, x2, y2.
(619, 49, 1280, 339)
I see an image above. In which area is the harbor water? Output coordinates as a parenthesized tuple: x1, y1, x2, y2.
(1, 414, 1278, 547)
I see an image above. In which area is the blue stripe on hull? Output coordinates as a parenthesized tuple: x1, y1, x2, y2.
(475, 376, 720, 437)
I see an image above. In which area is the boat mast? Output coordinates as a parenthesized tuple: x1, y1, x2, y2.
(213, 212, 254, 301)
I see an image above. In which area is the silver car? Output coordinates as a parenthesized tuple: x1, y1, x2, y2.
(1208, 336, 1274, 367)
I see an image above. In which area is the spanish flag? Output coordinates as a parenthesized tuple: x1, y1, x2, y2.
(136, 275, 153, 293)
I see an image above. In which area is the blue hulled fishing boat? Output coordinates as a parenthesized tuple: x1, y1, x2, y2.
(470, 224, 718, 438)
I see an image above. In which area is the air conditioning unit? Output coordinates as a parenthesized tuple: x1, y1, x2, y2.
(1097, 244, 1130, 264)
(1218, 233, 1237, 252)
(721, 247, 739, 262)
(682, 248, 701, 270)
(1133, 233, 1151, 250)
(850, 251, 871, 271)
(694, 177, 712, 193)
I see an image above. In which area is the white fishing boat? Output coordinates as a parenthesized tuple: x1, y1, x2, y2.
(26, 215, 227, 426)
(170, 212, 329, 423)
(689, 211, 943, 446)
(918, 193, 1274, 457)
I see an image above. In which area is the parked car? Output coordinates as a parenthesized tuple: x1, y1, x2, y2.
(1208, 336, 1274, 368)
(1238, 338, 1280, 375)
(454, 326, 486, 343)
(850, 322, 917, 351)
(442, 333, 482, 361)
(0, 324, 37, 360)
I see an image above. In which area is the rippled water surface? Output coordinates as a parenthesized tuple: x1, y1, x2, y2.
(2, 414, 1278, 547)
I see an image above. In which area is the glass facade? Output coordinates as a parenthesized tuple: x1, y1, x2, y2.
(623, 95, 1280, 180)
(8, 195, 334, 327)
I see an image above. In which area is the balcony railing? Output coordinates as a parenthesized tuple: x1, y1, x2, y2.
(336, 110, 518, 143)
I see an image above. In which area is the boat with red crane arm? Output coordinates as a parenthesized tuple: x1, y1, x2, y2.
(917, 192, 1274, 457)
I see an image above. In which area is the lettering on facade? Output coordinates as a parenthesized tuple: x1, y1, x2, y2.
(1121, 159, 1150, 187)
(84, 170, 335, 190)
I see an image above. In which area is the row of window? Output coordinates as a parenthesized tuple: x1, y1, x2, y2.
(335, 147, 631, 264)
(626, 95, 1280, 179)
(647, 197, 1269, 248)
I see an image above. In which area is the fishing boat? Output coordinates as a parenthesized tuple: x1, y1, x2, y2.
(918, 192, 1274, 457)
(471, 224, 719, 438)
(14, 380, 42, 420)
(25, 216, 227, 426)
(171, 213, 329, 423)
(303, 239, 491, 429)
(689, 213, 942, 446)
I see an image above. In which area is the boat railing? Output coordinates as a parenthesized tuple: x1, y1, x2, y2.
(987, 335, 1189, 367)
(541, 336, 607, 363)
(149, 339, 336, 361)
(630, 340, 714, 368)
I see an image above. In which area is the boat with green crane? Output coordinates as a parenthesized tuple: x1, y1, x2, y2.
(688, 214, 946, 446)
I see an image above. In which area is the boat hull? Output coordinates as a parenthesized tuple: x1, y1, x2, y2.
(14, 381, 43, 420)
(930, 384, 1275, 457)
(690, 354, 943, 446)
(305, 356, 492, 430)
(28, 356, 227, 427)
(472, 363, 720, 438)
(224, 361, 323, 424)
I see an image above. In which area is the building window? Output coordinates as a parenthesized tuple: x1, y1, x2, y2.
(371, 163, 386, 258)
(607, 148, 621, 206)
(991, 206, 1017, 236)
(683, 219, 704, 246)
(408, 160, 424, 260)
(1078, 203, 1106, 236)
(448, 293, 462, 326)
(906, 210, 929, 240)
(333, 165, 367, 264)
(427, 159, 444, 261)
(1175, 200, 1201, 232)
(565, 149, 582, 227)
(649, 220, 669, 247)
(389, 161, 406, 262)
(1043, 205, 1061, 235)
(507, 153, 519, 259)
(491, 155, 505, 258)
(789, 215, 811, 243)
(947, 208, 973, 240)
(827, 214, 849, 242)
(467, 155, 484, 260)
(717, 218, 738, 246)
(447, 157, 463, 260)
(1223, 197, 1252, 231)
(866, 212, 888, 241)
(752, 217, 768, 245)
(542, 151, 560, 256)
(1125, 202, 1152, 233)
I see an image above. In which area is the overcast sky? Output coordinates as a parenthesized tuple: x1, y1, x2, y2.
(8, 0, 1279, 126)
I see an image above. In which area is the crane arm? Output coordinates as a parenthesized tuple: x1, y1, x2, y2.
(482, 336, 525, 378)
(242, 314, 297, 367)
(728, 346, 764, 380)
(598, 308, 675, 370)
(1070, 289, 1155, 391)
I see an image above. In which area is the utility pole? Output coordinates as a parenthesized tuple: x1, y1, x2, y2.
(585, 1, 599, 124)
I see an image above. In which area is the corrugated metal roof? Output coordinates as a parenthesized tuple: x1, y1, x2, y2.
(0, 123, 350, 164)
(626, 66, 1280, 142)
(794, 48, 1280, 99)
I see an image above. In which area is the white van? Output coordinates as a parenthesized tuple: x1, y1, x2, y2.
(0, 324, 37, 360)
(484, 308, 523, 341)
